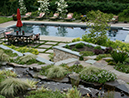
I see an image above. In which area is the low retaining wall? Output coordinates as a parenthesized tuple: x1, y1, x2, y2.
(53, 41, 107, 62)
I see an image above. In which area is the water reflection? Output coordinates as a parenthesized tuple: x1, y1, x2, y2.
(108, 29, 118, 37)
(39, 26, 49, 35)
(56, 26, 68, 37)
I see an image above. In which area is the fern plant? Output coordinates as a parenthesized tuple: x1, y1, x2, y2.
(0, 78, 30, 97)
(47, 66, 67, 79)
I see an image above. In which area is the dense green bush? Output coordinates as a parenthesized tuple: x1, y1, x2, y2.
(79, 66, 116, 84)
(94, 46, 102, 50)
(75, 43, 84, 48)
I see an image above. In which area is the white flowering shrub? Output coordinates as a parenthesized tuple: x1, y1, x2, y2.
(79, 66, 116, 84)
(19, 0, 27, 15)
(55, 0, 68, 16)
(38, 0, 50, 13)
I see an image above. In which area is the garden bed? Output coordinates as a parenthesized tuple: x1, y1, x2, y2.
(53, 41, 109, 62)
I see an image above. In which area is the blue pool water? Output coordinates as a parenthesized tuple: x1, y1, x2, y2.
(10, 23, 129, 42)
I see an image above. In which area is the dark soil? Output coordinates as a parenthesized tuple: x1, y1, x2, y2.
(69, 45, 105, 53)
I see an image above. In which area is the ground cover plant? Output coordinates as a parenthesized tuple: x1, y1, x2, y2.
(4, 44, 39, 55)
(10, 54, 45, 65)
(79, 66, 117, 84)
(25, 86, 66, 98)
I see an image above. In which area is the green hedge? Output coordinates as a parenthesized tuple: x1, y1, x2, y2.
(0, 1, 129, 16)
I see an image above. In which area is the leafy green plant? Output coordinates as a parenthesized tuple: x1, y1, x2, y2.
(40, 64, 54, 76)
(94, 46, 102, 50)
(7, 45, 39, 55)
(85, 44, 92, 48)
(75, 43, 84, 48)
(86, 10, 110, 45)
(80, 51, 94, 56)
(26, 88, 65, 98)
(0, 95, 5, 98)
(79, 66, 116, 84)
(111, 50, 128, 63)
(65, 44, 70, 49)
(2, 49, 18, 57)
(66, 87, 81, 98)
(72, 37, 82, 42)
(72, 48, 78, 51)
(48, 53, 54, 61)
(95, 54, 111, 61)
(0, 78, 30, 97)
(0, 70, 17, 77)
(114, 62, 129, 73)
(47, 66, 67, 79)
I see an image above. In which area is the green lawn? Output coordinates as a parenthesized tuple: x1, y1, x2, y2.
(0, 17, 13, 24)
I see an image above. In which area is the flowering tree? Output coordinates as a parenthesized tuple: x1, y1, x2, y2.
(19, 0, 27, 15)
(38, 0, 50, 13)
(55, 0, 68, 17)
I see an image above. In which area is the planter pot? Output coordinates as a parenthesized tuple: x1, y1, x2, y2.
(124, 21, 128, 23)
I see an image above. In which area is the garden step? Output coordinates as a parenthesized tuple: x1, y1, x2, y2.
(23, 52, 54, 65)
(55, 58, 78, 66)
(0, 44, 23, 56)
(33, 64, 49, 71)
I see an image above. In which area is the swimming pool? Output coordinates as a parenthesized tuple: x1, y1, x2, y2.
(9, 23, 129, 42)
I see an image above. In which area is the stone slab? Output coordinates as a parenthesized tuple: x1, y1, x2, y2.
(39, 45, 52, 48)
(85, 60, 96, 64)
(55, 58, 78, 66)
(36, 48, 46, 52)
(45, 42, 57, 45)
(46, 49, 53, 53)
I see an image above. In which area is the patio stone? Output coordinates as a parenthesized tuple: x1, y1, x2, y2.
(39, 44, 52, 48)
(36, 48, 46, 52)
(58, 43, 66, 46)
(38, 53, 50, 60)
(45, 42, 57, 45)
(46, 49, 53, 53)
(85, 60, 97, 65)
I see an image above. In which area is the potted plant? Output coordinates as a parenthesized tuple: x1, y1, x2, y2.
(12, 14, 17, 21)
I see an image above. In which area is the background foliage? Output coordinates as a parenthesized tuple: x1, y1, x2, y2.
(0, 0, 129, 16)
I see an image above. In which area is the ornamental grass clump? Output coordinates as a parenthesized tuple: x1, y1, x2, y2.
(0, 49, 10, 62)
(17, 54, 37, 64)
(47, 66, 67, 79)
(0, 78, 30, 97)
(79, 66, 116, 84)
(66, 87, 81, 98)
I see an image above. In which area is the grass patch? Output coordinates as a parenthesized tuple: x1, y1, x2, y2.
(0, 17, 13, 24)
